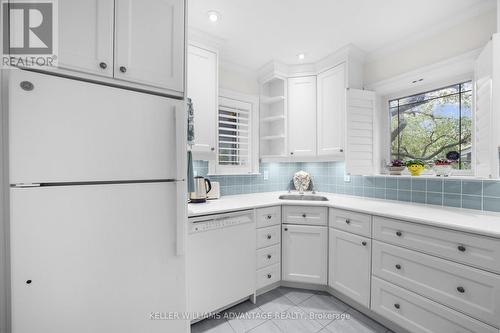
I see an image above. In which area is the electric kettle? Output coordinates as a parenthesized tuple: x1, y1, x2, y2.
(190, 176, 212, 203)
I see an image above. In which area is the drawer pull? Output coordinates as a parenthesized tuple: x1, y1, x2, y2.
(267, 274, 272, 279)
(345, 219, 351, 224)
(458, 245, 466, 252)
(457, 286, 465, 293)
(284, 228, 288, 231)
(267, 234, 272, 239)
(396, 231, 402, 237)
(302, 213, 307, 218)
(267, 254, 272, 259)
(395, 264, 401, 270)
(362, 241, 367, 246)
(266, 215, 272, 220)
(394, 303, 400, 309)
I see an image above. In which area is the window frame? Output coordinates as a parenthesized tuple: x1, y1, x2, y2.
(208, 89, 260, 175)
(381, 74, 475, 177)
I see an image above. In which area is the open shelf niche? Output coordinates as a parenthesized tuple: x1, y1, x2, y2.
(260, 76, 287, 158)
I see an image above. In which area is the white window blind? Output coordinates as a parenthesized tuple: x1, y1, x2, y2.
(217, 97, 253, 174)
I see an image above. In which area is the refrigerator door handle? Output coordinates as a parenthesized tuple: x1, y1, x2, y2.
(175, 100, 188, 256)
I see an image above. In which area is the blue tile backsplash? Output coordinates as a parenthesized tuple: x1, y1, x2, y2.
(193, 160, 500, 213)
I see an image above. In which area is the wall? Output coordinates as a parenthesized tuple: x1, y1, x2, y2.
(364, 10, 497, 85)
(219, 61, 259, 95)
(194, 161, 500, 213)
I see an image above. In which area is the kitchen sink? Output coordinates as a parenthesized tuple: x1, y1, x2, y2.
(279, 194, 329, 201)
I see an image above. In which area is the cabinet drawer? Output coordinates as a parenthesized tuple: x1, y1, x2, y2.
(257, 225, 281, 249)
(256, 263, 280, 290)
(283, 206, 327, 226)
(371, 277, 498, 333)
(256, 206, 281, 228)
(329, 208, 371, 237)
(373, 241, 500, 327)
(256, 245, 281, 269)
(373, 216, 500, 273)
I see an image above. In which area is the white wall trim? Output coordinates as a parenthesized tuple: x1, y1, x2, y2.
(365, 1, 496, 64)
(366, 48, 480, 96)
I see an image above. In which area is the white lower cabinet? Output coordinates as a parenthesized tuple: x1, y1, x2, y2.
(372, 277, 498, 333)
(329, 228, 371, 307)
(255, 206, 282, 291)
(282, 224, 327, 285)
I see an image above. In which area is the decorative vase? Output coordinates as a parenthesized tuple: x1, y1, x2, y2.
(433, 164, 452, 177)
(407, 164, 425, 176)
(293, 171, 311, 192)
(389, 166, 405, 175)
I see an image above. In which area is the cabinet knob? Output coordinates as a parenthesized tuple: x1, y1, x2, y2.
(394, 303, 400, 309)
(99, 62, 107, 69)
(458, 245, 466, 252)
(345, 219, 351, 224)
(267, 215, 272, 220)
(290, 152, 294, 155)
(395, 264, 401, 270)
(211, 147, 215, 151)
(267, 234, 272, 239)
(340, 148, 344, 153)
(26, 280, 32, 285)
(119, 66, 127, 73)
(457, 286, 465, 293)
(267, 274, 272, 279)
(20, 81, 34, 91)
(267, 254, 272, 259)
(284, 227, 288, 231)
(396, 231, 402, 237)
(302, 213, 307, 218)
(362, 241, 367, 246)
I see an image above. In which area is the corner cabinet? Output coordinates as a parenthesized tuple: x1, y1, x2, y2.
(187, 44, 218, 158)
(317, 65, 346, 156)
(287, 76, 317, 157)
(282, 224, 327, 285)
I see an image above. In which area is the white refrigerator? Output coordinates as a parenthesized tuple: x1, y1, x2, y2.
(8, 70, 189, 333)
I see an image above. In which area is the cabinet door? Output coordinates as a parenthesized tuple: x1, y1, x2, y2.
(287, 76, 317, 157)
(187, 45, 218, 156)
(114, 0, 185, 93)
(329, 228, 371, 307)
(57, 0, 114, 77)
(282, 224, 327, 284)
(317, 65, 345, 156)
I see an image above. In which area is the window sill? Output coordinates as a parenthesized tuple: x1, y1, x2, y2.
(207, 172, 262, 177)
(376, 173, 484, 180)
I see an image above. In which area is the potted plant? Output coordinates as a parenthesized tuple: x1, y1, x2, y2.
(388, 159, 405, 175)
(433, 159, 453, 177)
(405, 160, 426, 176)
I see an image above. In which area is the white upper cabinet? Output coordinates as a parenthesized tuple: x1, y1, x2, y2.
(287, 76, 317, 157)
(114, 0, 185, 93)
(57, 0, 114, 77)
(282, 224, 327, 285)
(317, 64, 346, 156)
(187, 44, 218, 157)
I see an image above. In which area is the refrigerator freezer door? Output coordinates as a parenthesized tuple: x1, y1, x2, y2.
(9, 70, 181, 184)
(10, 183, 188, 333)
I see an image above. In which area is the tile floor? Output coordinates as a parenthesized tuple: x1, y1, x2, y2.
(191, 287, 393, 333)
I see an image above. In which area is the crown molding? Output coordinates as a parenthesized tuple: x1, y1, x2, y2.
(187, 26, 227, 50)
(365, 1, 496, 64)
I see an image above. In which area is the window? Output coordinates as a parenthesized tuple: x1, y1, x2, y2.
(214, 96, 254, 174)
(390, 81, 472, 169)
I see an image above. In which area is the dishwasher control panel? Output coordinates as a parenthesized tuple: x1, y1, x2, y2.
(189, 211, 254, 234)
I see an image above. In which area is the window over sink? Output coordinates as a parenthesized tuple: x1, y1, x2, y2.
(390, 81, 473, 170)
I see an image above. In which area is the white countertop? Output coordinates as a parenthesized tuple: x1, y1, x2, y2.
(188, 192, 500, 238)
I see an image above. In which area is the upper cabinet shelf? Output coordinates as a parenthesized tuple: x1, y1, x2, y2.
(261, 96, 285, 105)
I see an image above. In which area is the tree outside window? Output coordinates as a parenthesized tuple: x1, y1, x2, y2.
(390, 82, 472, 169)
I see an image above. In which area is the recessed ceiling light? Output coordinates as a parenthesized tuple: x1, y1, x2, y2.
(208, 11, 220, 22)
(297, 53, 305, 60)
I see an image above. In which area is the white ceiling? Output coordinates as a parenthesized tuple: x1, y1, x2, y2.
(188, 0, 496, 70)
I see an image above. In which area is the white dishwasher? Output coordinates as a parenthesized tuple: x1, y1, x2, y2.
(187, 210, 256, 318)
